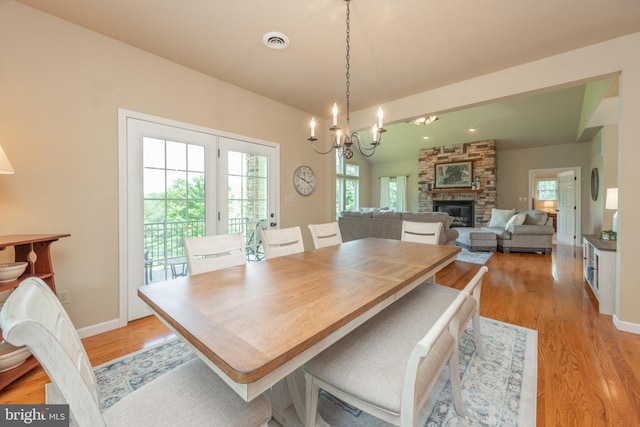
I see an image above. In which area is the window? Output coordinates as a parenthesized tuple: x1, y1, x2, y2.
(336, 152, 359, 216)
(536, 179, 557, 201)
(380, 175, 408, 211)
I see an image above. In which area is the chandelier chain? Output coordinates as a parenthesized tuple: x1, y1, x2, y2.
(345, 0, 351, 126)
(305, 0, 385, 159)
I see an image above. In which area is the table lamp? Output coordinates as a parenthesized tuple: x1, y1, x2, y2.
(605, 187, 618, 233)
(0, 145, 14, 174)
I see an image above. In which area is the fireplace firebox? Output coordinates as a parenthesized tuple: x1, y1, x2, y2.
(433, 200, 474, 228)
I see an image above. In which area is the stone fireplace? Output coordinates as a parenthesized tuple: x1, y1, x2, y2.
(418, 140, 497, 225)
(433, 200, 474, 228)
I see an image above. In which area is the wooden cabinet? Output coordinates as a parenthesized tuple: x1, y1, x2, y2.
(583, 234, 616, 315)
(0, 234, 70, 391)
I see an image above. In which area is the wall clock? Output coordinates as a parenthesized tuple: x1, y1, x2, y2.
(293, 165, 316, 196)
(590, 167, 599, 201)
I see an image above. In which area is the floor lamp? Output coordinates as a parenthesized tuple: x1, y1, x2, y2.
(606, 188, 618, 233)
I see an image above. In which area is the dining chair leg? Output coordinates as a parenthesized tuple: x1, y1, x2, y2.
(471, 308, 484, 358)
(448, 347, 467, 417)
(305, 372, 320, 427)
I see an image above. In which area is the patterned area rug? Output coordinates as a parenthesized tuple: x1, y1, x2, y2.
(47, 318, 537, 427)
(456, 246, 494, 265)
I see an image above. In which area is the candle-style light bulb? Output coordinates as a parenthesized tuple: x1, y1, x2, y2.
(377, 107, 384, 129)
(332, 103, 339, 126)
(372, 124, 378, 142)
(336, 129, 342, 146)
(310, 118, 316, 138)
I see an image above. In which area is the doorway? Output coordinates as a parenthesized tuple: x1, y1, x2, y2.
(529, 167, 581, 246)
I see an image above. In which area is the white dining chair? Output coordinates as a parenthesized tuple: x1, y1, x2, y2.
(0, 278, 272, 427)
(260, 226, 304, 258)
(401, 221, 444, 282)
(304, 283, 470, 427)
(308, 222, 343, 249)
(424, 266, 488, 357)
(401, 220, 443, 245)
(183, 233, 246, 275)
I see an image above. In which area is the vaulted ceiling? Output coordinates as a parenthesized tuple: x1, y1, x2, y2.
(16, 0, 640, 162)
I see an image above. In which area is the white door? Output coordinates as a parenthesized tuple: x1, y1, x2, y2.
(556, 170, 576, 245)
(124, 117, 217, 321)
(218, 137, 279, 262)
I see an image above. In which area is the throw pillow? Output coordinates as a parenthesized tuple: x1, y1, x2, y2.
(488, 208, 515, 228)
(505, 213, 527, 230)
(524, 210, 548, 225)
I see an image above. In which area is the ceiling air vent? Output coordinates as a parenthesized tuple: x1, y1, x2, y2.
(263, 32, 290, 50)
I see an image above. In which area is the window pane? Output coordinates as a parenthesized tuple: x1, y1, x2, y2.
(537, 180, 557, 201)
(336, 177, 344, 216)
(166, 141, 187, 170)
(345, 178, 359, 211)
(389, 181, 398, 211)
(143, 137, 165, 169)
(188, 145, 205, 172)
(346, 164, 359, 177)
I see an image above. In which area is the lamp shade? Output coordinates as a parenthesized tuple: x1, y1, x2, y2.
(0, 145, 14, 174)
(605, 188, 618, 210)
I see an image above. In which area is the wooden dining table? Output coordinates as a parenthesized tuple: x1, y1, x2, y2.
(138, 237, 460, 425)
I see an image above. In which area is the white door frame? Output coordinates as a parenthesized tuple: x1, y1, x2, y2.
(528, 167, 582, 246)
(118, 109, 280, 326)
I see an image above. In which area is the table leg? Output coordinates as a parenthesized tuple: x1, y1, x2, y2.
(269, 369, 329, 427)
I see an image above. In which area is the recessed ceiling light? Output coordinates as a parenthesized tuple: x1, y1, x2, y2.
(468, 127, 477, 133)
(263, 32, 290, 50)
(423, 136, 430, 140)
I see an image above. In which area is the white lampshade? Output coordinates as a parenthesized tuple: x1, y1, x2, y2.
(0, 145, 14, 174)
(605, 188, 618, 210)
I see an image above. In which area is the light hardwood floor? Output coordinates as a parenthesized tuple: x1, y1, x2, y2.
(2, 243, 640, 425)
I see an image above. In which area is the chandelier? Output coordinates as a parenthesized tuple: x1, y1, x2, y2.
(306, 0, 386, 159)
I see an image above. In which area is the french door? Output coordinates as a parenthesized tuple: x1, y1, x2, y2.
(120, 111, 278, 321)
(218, 136, 278, 262)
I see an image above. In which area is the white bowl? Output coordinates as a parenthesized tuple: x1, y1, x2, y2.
(0, 262, 28, 283)
(0, 340, 31, 372)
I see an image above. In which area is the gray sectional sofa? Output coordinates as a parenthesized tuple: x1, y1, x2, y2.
(338, 210, 458, 246)
(478, 209, 555, 254)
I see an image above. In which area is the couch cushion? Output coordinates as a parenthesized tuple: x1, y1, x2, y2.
(402, 212, 452, 229)
(505, 213, 527, 229)
(341, 210, 373, 218)
(372, 211, 403, 219)
(481, 226, 512, 240)
(487, 208, 516, 228)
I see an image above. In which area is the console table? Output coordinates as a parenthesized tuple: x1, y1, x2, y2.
(0, 233, 70, 391)
(583, 234, 616, 315)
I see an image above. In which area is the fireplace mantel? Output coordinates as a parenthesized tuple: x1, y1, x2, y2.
(426, 189, 483, 194)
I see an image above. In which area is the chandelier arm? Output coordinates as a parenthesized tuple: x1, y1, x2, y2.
(350, 132, 379, 158)
(310, 141, 340, 156)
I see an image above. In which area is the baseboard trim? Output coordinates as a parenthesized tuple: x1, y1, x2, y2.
(77, 318, 122, 339)
(613, 315, 640, 335)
